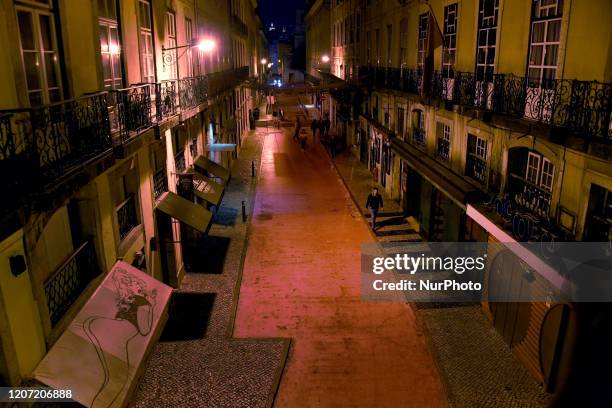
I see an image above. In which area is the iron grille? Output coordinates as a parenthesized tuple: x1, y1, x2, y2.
(117, 194, 139, 240)
(44, 239, 100, 326)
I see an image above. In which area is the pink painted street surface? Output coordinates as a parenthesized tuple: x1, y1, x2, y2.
(234, 98, 446, 407)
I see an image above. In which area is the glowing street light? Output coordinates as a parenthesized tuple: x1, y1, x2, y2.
(261, 58, 268, 65)
(321, 54, 330, 63)
(267, 62, 273, 68)
(197, 38, 216, 53)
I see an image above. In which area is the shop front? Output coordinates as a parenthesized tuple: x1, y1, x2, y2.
(392, 138, 484, 242)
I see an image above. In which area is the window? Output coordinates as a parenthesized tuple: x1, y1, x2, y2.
(527, 0, 563, 87)
(417, 14, 429, 73)
(185, 17, 194, 77)
(386, 24, 392, 66)
(475, 0, 499, 81)
(442, 3, 458, 78)
(16, 3, 63, 105)
(412, 109, 426, 146)
(396, 107, 405, 139)
(375, 28, 380, 64)
(466, 134, 488, 182)
(165, 11, 178, 79)
(399, 18, 408, 65)
(436, 122, 451, 161)
(99, 0, 122, 89)
(138, 0, 154, 83)
(526, 152, 555, 191)
(366, 30, 371, 63)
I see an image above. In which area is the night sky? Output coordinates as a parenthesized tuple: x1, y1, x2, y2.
(258, 0, 306, 28)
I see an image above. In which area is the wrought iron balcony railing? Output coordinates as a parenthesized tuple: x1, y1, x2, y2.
(508, 173, 552, 219)
(154, 80, 179, 122)
(0, 93, 112, 189)
(116, 194, 139, 240)
(178, 76, 208, 110)
(44, 238, 100, 326)
(153, 166, 168, 200)
(359, 65, 612, 143)
(412, 127, 426, 146)
(110, 84, 153, 143)
(175, 150, 186, 173)
(207, 66, 249, 97)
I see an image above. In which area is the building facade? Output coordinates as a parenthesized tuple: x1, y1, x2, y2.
(0, 0, 263, 386)
(307, 0, 612, 395)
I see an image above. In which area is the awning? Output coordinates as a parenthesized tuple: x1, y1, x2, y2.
(194, 155, 231, 183)
(193, 172, 224, 207)
(156, 191, 213, 233)
(33, 261, 172, 408)
(391, 139, 482, 209)
(206, 143, 236, 152)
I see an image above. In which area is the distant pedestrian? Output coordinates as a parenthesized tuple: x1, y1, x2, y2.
(310, 118, 319, 138)
(322, 115, 331, 137)
(293, 119, 301, 141)
(365, 187, 384, 231)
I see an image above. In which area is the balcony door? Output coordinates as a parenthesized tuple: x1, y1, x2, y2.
(15, 1, 63, 105)
(474, 0, 499, 109)
(525, 0, 563, 122)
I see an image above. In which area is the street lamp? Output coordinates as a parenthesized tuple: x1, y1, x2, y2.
(261, 58, 267, 65)
(321, 54, 330, 63)
(162, 37, 216, 66)
(197, 39, 216, 53)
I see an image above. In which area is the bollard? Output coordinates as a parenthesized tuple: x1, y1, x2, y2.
(242, 200, 247, 222)
(251, 160, 255, 177)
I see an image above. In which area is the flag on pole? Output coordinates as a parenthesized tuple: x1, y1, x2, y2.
(421, 2, 444, 97)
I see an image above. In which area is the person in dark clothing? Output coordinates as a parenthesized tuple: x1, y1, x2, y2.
(310, 119, 319, 138)
(365, 187, 384, 231)
(322, 115, 331, 137)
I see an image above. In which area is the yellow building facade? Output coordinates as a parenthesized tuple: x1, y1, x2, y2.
(308, 0, 612, 394)
(0, 0, 263, 386)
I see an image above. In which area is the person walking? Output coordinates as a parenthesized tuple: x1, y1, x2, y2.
(310, 118, 319, 139)
(365, 187, 384, 231)
(322, 115, 331, 137)
(293, 118, 301, 141)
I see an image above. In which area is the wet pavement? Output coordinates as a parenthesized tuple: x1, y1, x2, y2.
(233, 93, 447, 408)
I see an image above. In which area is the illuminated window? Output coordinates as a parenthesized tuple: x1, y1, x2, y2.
(99, 0, 123, 89)
(165, 11, 178, 79)
(15, 1, 63, 105)
(138, 0, 154, 83)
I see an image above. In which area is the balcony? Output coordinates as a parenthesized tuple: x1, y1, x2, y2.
(0, 93, 112, 197)
(178, 76, 208, 111)
(154, 80, 179, 122)
(44, 238, 100, 326)
(412, 127, 426, 146)
(507, 173, 552, 219)
(116, 194, 139, 240)
(110, 84, 153, 144)
(207, 67, 249, 97)
(359, 66, 612, 144)
(153, 167, 168, 201)
(175, 150, 186, 173)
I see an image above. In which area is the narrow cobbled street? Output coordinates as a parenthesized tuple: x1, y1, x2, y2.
(233, 92, 446, 408)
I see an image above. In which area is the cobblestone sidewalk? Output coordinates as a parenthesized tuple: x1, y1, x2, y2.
(130, 115, 289, 408)
(328, 141, 552, 408)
